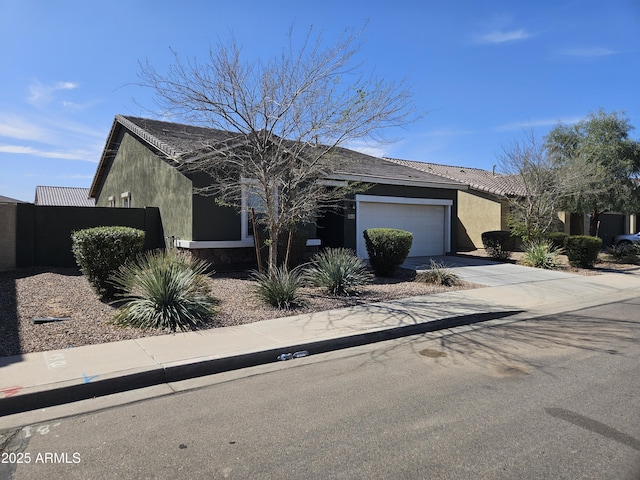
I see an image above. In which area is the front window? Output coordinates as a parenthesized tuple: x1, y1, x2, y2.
(242, 182, 266, 239)
(241, 180, 279, 240)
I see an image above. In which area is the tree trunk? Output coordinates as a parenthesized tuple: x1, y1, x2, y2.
(589, 212, 601, 237)
(285, 225, 294, 270)
(251, 208, 263, 274)
(268, 228, 279, 276)
(284, 210, 295, 269)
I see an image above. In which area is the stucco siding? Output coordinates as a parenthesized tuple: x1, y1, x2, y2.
(95, 132, 193, 240)
(457, 190, 504, 249)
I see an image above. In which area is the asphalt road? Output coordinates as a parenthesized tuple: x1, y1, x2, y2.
(3, 298, 640, 479)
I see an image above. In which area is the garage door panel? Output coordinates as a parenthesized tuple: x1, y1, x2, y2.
(357, 201, 445, 257)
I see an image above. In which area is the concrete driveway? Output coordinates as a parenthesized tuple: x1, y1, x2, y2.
(402, 255, 578, 287)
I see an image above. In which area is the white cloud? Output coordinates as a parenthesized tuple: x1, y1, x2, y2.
(0, 145, 38, 155)
(0, 143, 99, 162)
(559, 47, 617, 57)
(28, 80, 79, 107)
(0, 115, 54, 142)
(344, 140, 389, 158)
(61, 98, 102, 112)
(56, 82, 78, 90)
(0, 111, 105, 145)
(424, 128, 477, 138)
(496, 116, 582, 131)
(476, 29, 531, 44)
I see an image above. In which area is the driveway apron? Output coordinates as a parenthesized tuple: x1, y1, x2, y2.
(402, 256, 578, 287)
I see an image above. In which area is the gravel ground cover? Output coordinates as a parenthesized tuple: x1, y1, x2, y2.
(1, 252, 636, 357)
(0, 266, 474, 356)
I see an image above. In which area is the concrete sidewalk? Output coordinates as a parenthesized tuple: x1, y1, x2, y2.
(2, 265, 640, 418)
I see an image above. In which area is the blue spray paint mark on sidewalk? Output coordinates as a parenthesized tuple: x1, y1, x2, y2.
(82, 373, 99, 384)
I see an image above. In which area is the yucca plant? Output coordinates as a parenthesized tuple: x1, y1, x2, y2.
(415, 260, 461, 286)
(252, 266, 304, 309)
(520, 240, 561, 269)
(110, 249, 217, 332)
(304, 248, 372, 295)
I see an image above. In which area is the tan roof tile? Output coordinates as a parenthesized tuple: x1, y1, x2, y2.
(386, 158, 525, 197)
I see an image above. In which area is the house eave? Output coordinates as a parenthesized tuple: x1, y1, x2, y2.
(328, 173, 468, 190)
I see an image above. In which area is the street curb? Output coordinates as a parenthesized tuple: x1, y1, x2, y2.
(1, 310, 521, 416)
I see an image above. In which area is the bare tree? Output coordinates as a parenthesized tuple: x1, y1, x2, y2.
(498, 130, 595, 242)
(138, 26, 417, 273)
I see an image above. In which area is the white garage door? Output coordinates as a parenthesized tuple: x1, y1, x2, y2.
(356, 197, 449, 258)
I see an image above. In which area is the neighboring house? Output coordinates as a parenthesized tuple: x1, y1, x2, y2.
(89, 115, 467, 266)
(387, 158, 524, 250)
(389, 159, 638, 247)
(35, 186, 95, 206)
(0, 194, 25, 203)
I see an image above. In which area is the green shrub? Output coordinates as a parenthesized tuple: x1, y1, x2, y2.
(481, 230, 515, 260)
(521, 241, 562, 269)
(110, 249, 217, 332)
(72, 226, 145, 298)
(252, 266, 304, 309)
(304, 248, 372, 295)
(363, 228, 413, 277)
(416, 260, 461, 286)
(545, 232, 569, 251)
(565, 235, 603, 268)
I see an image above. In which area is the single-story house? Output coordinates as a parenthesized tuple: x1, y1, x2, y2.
(386, 158, 525, 250)
(89, 115, 468, 267)
(34, 186, 95, 206)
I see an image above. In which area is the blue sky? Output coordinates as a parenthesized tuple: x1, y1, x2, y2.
(1, 0, 638, 202)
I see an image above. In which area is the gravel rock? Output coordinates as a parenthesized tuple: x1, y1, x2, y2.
(0, 267, 474, 357)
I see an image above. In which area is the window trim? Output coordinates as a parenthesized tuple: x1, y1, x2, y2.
(240, 179, 273, 241)
(120, 191, 131, 208)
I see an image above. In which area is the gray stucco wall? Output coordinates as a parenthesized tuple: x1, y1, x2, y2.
(95, 131, 193, 241)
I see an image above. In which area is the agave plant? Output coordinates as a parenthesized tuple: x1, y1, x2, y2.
(110, 249, 217, 332)
(252, 265, 304, 309)
(304, 248, 372, 295)
(415, 260, 461, 286)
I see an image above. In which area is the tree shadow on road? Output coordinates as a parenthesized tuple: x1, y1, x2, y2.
(408, 297, 640, 376)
